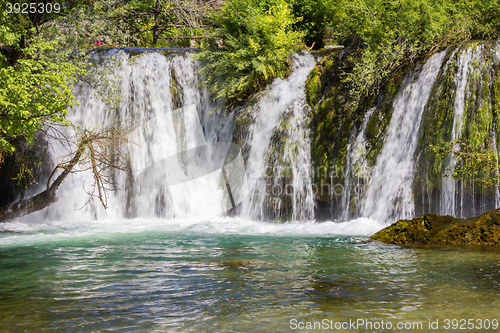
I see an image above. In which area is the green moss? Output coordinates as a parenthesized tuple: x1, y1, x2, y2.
(304, 47, 407, 208)
(365, 116, 378, 140)
(464, 58, 494, 150)
(305, 68, 321, 106)
(371, 208, 500, 246)
(364, 90, 398, 167)
(305, 50, 340, 108)
(170, 68, 184, 109)
(493, 70, 500, 153)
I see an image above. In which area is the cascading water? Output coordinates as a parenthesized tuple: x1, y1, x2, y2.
(411, 42, 500, 219)
(12, 43, 500, 225)
(440, 47, 475, 216)
(341, 107, 375, 221)
(361, 51, 447, 223)
(239, 52, 316, 221)
(437, 43, 500, 218)
(27, 51, 233, 222)
(18, 50, 318, 224)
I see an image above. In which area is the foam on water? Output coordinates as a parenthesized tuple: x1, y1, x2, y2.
(0, 217, 384, 247)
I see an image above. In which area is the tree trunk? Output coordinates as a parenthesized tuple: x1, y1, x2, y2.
(0, 188, 57, 221)
(152, 0, 160, 46)
(0, 137, 87, 222)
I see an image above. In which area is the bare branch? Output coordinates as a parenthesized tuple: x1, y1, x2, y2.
(0, 126, 134, 222)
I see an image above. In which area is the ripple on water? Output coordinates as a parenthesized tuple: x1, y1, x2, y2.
(0, 218, 499, 331)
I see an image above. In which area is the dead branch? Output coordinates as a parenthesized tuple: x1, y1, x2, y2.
(0, 126, 133, 222)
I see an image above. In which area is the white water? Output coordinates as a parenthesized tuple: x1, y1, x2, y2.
(361, 51, 447, 224)
(438, 43, 500, 218)
(240, 52, 316, 221)
(13, 50, 320, 226)
(26, 51, 233, 222)
(0, 216, 384, 247)
(16, 45, 500, 229)
(342, 107, 375, 220)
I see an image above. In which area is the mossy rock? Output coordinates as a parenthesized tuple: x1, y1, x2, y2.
(371, 208, 500, 246)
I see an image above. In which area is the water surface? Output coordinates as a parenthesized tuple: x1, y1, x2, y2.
(1, 218, 499, 332)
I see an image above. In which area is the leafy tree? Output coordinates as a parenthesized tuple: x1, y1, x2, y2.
(253, 0, 334, 49)
(196, 0, 304, 101)
(0, 43, 82, 155)
(0, 0, 87, 164)
(87, 0, 213, 48)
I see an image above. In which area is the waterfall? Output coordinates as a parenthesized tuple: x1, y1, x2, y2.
(239, 52, 316, 221)
(433, 43, 500, 218)
(16, 43, 500, 224)
(341, 107, 375, 221)
(440, 47, 476, 216)
(361, 51, 447, 224)
(30, 51, 234, 222)
(19, 50, 317, 223)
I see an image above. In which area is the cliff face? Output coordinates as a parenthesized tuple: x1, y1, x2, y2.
(306, 41, 500, 221)
(413, 41, 500, 218)
(305, 47, 409, 220)
(371, 208, 500, 246)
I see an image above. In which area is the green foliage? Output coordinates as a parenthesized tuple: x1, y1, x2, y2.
(0, 42, 83, 153)
(288, 0, 334, 49)
(35, 6, 131, 51)
(431, 139, 499, 188)
(196, 0, 304, 101)
(331, 0, 500, 105)
(0, 5, 28, 46)
(94, 0, 212, 48)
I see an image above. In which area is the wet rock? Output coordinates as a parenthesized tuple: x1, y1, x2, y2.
(371, 208, 500, 246)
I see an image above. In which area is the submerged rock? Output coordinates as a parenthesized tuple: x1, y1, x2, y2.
(371, 208, 500, 246)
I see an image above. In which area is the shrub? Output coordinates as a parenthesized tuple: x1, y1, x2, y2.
(330, 0, 500, 105)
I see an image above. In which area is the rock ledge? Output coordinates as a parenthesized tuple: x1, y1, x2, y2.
(371, 209, 500, 246)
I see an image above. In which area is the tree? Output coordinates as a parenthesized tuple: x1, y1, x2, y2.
(329, 0, 500, 105)
(0, 127, 131, 221)
(0, 0, 91, 162)
(89, 0, 214, 47)
(0, 43, 83, 158)
(0, 1, 126, 214)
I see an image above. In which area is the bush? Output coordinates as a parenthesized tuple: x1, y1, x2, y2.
(196, 0, 304, 101)
(330, 0, 500, 104)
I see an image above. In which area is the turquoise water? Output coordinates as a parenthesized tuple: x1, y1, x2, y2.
(0, 218, 499, 332)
